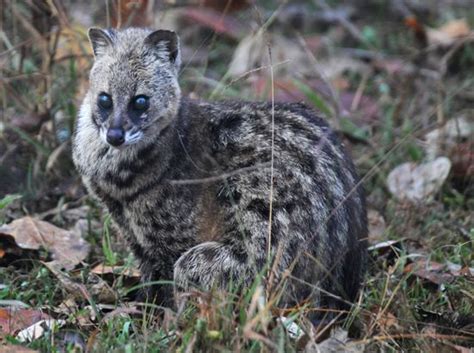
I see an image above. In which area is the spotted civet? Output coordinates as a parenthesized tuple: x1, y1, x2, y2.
(72, 27, 367, 320)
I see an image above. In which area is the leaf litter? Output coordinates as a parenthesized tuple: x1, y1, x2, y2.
(387, 157, 452, 203)
(1, 0, 474, 351)
(0, 216, 90, 270)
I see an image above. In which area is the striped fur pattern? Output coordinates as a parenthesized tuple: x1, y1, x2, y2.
(72, 28, 367, 318)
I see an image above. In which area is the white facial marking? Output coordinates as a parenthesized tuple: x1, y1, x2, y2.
(100, 128, 108, 144)
(124, 130, 143, 145)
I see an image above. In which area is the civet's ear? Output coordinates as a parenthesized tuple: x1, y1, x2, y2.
(88, 28, 116, 58)
(144, 30, 181, 69)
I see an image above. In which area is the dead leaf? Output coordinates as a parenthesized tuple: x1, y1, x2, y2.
(366, 305, 400, 332)
(91, 263, 141, 278)
(101, 306, 142, 324)
(56, 298, 78, 317)
(446, 262, 474, 278)
(427, 19, 472, 47)
(404, 260, 454, 285)
(0, 216, 90, 270)
(88, 273, 118, 304)
(367, 239, 400, 251)
(387, 157, 452, 203)
(424, 115, 474, 159)
(44, 263, 92, 302)
(368, 240, 403, 266)
(0, 307, 50, 338)
(16, 319, 66, 343)
(377, 311, 399, 331)
(367, 209, 386, 244)
(0, 346, 39, 353)
(305, 327, 365, 353)
(424, 115, 474, 179)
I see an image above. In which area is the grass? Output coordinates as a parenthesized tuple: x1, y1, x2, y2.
(1, 0, 473, 352)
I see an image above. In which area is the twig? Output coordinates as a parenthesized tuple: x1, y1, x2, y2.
(167, 163, 272, 185)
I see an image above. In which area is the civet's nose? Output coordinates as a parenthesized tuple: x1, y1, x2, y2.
(106, 128, 125, 146)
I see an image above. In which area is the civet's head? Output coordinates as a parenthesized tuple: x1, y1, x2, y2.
(82, 28, 181, 148)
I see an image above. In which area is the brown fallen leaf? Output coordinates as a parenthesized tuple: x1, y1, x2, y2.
(365, 305, 400, 333)
(90, 264, 140, 298)
(88, 273, 118, 304)
(91, 263, 141, 278)
(446, 262, 474, 278)
(43, 262, 92, 302)
(404, 260, 454, 285)
(305, 327, 365, 353)
(0, 346, 39, 353)
(0, 216, 90, 270)
(377, 311, 399, 331)
(0, 307, 50, 338)
(427, 18, 472, 47)
(101, 306, 142, 324)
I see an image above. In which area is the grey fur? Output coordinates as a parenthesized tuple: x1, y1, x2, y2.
(73, 27, 367, 320)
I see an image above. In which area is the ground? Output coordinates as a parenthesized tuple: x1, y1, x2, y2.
(0, 1, 473, 352)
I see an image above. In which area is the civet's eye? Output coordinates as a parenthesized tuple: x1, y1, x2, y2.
(98, 93, 113, 110)
(132, 95, 149, 111)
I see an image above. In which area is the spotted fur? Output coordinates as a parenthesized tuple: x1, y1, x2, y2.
(72, 27, 367, 319)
